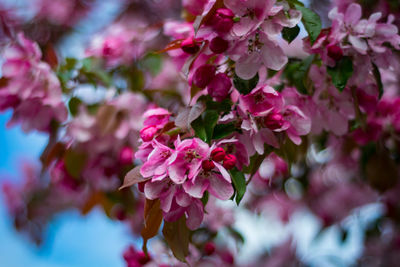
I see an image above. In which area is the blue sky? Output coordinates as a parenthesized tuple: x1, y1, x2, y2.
(0, 112, 134, 267)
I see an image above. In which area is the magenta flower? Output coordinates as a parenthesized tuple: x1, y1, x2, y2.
(163, 197, 204, 230)
(140, 140, 174, 182)
(183, 163, 233, 201)
(1, 33, 67, 132)
(167, 138, 209, 184)
(329, 3, 400, 55)
(233, 32, 288, 79)
(224, 0, 276, 36)
(240, 85, 284, 116)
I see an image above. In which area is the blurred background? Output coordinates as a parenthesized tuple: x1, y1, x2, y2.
(0, 0, 390, 266)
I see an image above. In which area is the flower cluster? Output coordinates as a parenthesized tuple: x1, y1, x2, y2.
(2, 0, 400, 266)
(0, 33, 67, 132)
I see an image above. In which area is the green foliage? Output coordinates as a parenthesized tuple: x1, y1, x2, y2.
(140, 53, 163, 76)
(282, 25, 300, 44)
(162, 216, 190, 263)
(327, 57, 353, 92)
(294, 4, 322, 44)
(233, 72, 259, 95)
(230, 168, 247, 205)
(213, 123, 236, 140)
(283, 55, 315, 95)
(372, 62, 383, 98)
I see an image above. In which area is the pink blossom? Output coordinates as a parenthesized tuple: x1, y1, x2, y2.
(86, 19, 159, 67)
(239, 85, 283, 116)
(224, 0, 275, 36)
(167, 138, 209, 184)
(140, 140, 173, 182)
(163, 197, 204, 230)
(233, 32, 288, 79)
(207, 72, 232, 101)
(329, 3, 400, 55)
(1, 33, 67, 132)
(183, 168, 233, 200)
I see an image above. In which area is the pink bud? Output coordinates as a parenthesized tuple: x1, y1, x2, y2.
(223, 154, 236, 170)
(202, 160, 215, 171)
(210, 36, 229, 54)
(136, 251, 151, 265)
(183, 0, 208, 16)
(220, 251, 234, 264)
(119, 146, 134, 165)
(204, 242, 216, 255)
(211, 147, 226, 162)
(181, 37, 200, 54)
(212, 8, 234, 33)
(264, 112, 285, 130)
(193, 65, 216, 88)
(207, 73, 232, 101)
(327, 44, 343, 61)
(140, 125, 158, 142)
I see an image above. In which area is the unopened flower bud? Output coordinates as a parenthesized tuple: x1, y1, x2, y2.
(193, 65, 216, 88)
(207, 73, 231, 101)
(119, 146, 134, 165)
(140, 125, 158, 142)
(223, 154, 236, 170)
(202, 160, 215, 171)
(264, 112, 285, 130)
(204, 242, 216, 255)
(212, 8, 234, 33)
(136, 251, 151, 265)
(327, 44, 343, 61)
(211, 147, 226, 162)
(210, 36, 229, 54)
(181, 37, 200, 54)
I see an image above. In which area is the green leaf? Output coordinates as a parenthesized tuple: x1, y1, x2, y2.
(213, 123, 236, 140)
(64, 57, 78, 71)
(201, 191, 209, 207)
(242, 153, 266, 174)
(227, 226, 245, 245)
(205, 98, 233, 113)
(81, 57, 94, 72)
(327, 56, 353, 92)
(141, 199, 163, 254)
(68, 97, 82, 116)
(233, 72, 259, 95)
(283, 55, 315, 95)
(295, 4, 322, 44)
(372, 62, 383, 99)
(230, 168, 246, 205)
(64, 149, 87, 179)
(282, 25, 300, 44)
(191, 116, 207, 142)
(203, 110, 219, 143)
(141, 53, 163, 76)
(163, 216, 190, 263)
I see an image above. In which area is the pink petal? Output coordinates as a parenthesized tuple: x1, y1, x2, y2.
(214, 162, 231, 182)
(348, 35, 368, 54)
(186, 200, 204, 230)
(344, 3, 362, 27)
(176, 190, 192, 207)
(168, 160, 187, 184)
(208, 174, 234, 200)
(144, 180, 168, 200)
(183, 179, 209, 198)
(160, 186, 176, 212)
(236, 52, 262, 80)
(261, 37, 288, 70)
